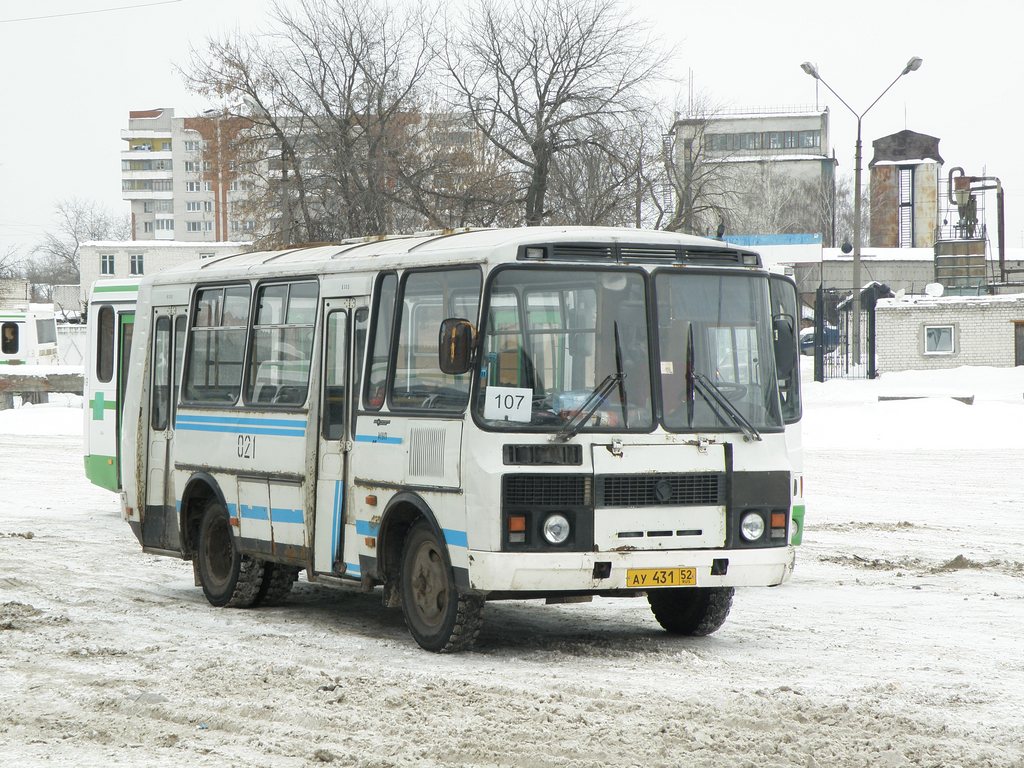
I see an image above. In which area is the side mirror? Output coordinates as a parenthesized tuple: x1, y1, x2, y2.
(773, 315, 796, 379)
(438, 318, 476, 375)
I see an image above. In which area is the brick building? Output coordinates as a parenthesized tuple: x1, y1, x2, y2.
(875, 293, 1024, 372)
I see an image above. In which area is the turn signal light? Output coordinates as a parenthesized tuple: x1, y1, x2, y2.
(508, 515, 527, 532)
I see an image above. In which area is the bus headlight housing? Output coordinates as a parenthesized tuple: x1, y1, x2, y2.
(542, 513, 571, 545)
(740, 512, 766, 542)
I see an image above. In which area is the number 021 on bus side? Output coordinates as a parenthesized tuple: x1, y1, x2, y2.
(626, 567, 697, 588)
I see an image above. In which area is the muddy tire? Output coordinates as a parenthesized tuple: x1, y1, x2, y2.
(196, 502, 264, 608)
(399, 520, 483, 653)
(647, 587, 734, 636)
(255, 563, 300, 606)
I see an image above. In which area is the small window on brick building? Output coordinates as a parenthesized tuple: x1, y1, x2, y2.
(924, 325, 954, 355)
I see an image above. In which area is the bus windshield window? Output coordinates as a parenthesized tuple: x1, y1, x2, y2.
(655, 271, 782, 432)
(476, 268, 653, 431)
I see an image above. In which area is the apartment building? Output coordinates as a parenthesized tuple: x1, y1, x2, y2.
(671, 107, 837, 244)
(121, 108, 257, 242)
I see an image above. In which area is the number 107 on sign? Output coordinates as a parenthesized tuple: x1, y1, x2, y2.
(483, 386, 532, 422)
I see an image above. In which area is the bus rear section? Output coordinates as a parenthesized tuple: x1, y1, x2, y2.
(83, 280, 138, 491)
(0, 309, 59, 367)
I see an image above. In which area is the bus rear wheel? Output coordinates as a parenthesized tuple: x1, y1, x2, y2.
(255, 563, 300, 606)
(196, 502, 264, 608)
(399, 520, 483, 653)
(647, 587, 734, 636)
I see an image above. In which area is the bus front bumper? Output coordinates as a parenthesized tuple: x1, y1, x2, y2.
(464, 546, 795, 594)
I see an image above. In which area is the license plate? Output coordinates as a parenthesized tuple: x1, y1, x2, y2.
(626, 567, 697, 588)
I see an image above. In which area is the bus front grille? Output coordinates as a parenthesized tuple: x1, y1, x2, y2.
(502, 474, 592, 507)
(596, 473, 724, 508)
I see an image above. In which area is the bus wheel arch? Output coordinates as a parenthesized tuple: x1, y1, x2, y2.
(399, 519, 483, 652)
(377, 492, 441, 607)
(178, 472, 227, 557)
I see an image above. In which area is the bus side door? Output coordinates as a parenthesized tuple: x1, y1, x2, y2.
(313, 299, 367, 575)
(142, 308, 186, 552)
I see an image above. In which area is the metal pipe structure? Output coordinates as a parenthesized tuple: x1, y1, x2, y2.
(801, 57, 922, 366)
(948, 167, 1008, 283)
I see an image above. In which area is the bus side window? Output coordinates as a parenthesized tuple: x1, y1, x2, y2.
(183, 285, 250, 404)
(364, 274, 397, 411)
(1, 322, 18, 355)
(151, 317, 171, 430)
(245, 280, 318, 407)
(322, 311, 348, 441)
(172, 315, 186, 422)
(390, 268, 481, 410)
(96, 307, 115, 383)
(352, 307, 368, 422)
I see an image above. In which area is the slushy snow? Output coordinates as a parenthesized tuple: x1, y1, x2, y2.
(1, 364, 1022, 767)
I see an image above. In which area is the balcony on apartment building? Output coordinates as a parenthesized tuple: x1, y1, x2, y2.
(121, 182, 174, 201)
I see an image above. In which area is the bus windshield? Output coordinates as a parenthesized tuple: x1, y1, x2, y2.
(656, 270, 783, 432)
(475, 267, 653, 431)
(474, 265, 783, 434)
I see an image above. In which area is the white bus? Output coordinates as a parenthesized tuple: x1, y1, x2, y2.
(0, 308, 59, 366)
(85, 227, 804, 652)
(83, 280, 139, 491)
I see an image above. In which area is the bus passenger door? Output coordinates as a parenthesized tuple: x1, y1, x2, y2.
(142, 309, 186, 552)
(313, 300, 367, 575)
(115, 311, 134, 488)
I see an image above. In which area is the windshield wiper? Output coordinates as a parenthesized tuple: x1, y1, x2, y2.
(613, 322, 628, 429)
(553, 371, 626, 442)
(692, 372, 762, 442)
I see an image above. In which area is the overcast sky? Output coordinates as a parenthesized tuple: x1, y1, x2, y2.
(2, 0, 1021, 260)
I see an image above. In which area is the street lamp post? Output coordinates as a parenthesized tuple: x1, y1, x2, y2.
(800, 57, 922, 366)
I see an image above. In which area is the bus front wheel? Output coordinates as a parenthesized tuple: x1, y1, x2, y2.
(196, 502, 265, 608)
(399, 520, 483, 652)
(647, 586, 734, 636)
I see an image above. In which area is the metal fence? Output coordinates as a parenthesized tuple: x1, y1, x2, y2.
(811, 287, 878, 381)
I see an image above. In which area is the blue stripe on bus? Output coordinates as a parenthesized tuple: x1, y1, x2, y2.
(270, 507, 304, 525)
(355, 519, 380, 537)
(175, 414, 306, 437)
(239, 506, 303, 524)
(177, 414, 307, 428)
(353, 434, 403, 445)
(240, 505, 268, 520)
(346, 562, 362, 577)
(176, 423, 305, 437)
(331, 481, 343, 563)
(443, 529, 468, 548)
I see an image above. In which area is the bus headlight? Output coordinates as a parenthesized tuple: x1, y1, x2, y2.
(740, 512, 765, 542)
(542, 513, 571, 545)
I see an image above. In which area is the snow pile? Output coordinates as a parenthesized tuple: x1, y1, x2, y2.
(0, 395, 82, 436)
(802, 365, 1024, 450)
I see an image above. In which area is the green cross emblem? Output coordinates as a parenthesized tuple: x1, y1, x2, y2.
(90, 392, 115, 420)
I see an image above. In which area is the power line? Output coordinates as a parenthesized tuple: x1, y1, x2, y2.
(0, 0, 182, 24)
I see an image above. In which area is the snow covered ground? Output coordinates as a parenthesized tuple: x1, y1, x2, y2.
(1, 366, 1023, 767)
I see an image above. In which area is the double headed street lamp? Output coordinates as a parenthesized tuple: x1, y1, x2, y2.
(800, 56, 923, 365)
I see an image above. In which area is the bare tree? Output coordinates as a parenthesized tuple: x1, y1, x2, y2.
(0, 245, 25, 306)
(31, 199, 130, 293)
(661, 99, 738, 236)
(443, 0, 667, 226)
(726, 162, 808, 237)
(0, 245, 22, 280)
(184, 0, 497, 244)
